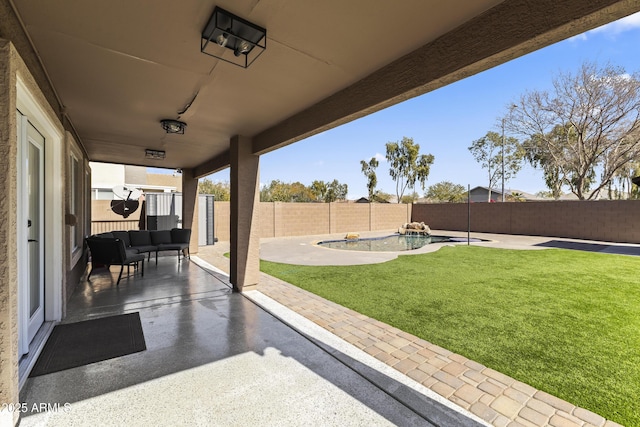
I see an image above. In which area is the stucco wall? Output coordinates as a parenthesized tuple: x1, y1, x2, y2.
(211, 202, 412, 241)
(1, 38, 90, 425)
(0, 39, 20, 425)
(412, 200, 640, 244)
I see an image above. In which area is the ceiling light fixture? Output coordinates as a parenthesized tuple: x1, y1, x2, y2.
(201, 6, 266, 68)
(160, 119, 186, 134)
(145, 149, 166, 160)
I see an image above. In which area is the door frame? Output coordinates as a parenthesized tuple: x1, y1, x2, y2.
(20, 116, 46, 345)
(16, 75, 64, 356)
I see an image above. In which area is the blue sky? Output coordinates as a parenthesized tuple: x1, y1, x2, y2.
(184, 12, 640, 199)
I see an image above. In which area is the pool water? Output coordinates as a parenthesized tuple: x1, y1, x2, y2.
(317, 234, 451, 252)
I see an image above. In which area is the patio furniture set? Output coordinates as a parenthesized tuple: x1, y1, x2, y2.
(85, 229, 191, 285)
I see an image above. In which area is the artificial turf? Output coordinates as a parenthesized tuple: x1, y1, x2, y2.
(260, 246, 640, 426)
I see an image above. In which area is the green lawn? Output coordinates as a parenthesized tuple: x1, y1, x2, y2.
(260, 246, 640, 426)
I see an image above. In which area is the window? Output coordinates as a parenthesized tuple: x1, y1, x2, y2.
(69, 150, 83, 264)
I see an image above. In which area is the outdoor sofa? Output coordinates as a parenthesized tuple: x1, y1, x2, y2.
(86, 228, 191, 285)
(91, 228, 192, 265)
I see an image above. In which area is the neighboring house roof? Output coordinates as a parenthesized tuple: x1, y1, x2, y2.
(469, 186, 543, 201)
(352, 196, 392, 203)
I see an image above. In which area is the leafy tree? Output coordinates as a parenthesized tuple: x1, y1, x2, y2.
(426, 181, 466, 202)
(385, 137, 434, 203)
(198, 178, 230, 201)
(260, 180, 313, 202)
(507, 192, 526, 202)
(400, 192, 419, 204)
(309, 180, 327, 201)
(372, 191, 392, 203)
(611, 160, 640, 199)
(260, 179, 347, 202)
(523, 128, 567, 200)
(509, 62, 640, 200)
(535, 190, 555, 199)
(324, 179, 348, 202)
(360, 157, 379, 201)
(289, 182, 314, 202)
(468, 131, 523, 202)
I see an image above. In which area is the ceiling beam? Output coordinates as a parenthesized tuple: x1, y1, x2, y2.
(194, 149, 230, 179)
(251, 0, 640, 156)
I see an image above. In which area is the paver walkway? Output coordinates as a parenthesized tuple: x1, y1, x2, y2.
(196, 232, 630, 427)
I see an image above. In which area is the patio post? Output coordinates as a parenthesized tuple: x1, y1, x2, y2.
(230, 135, 260, 291)
(181, 168, 199, 256)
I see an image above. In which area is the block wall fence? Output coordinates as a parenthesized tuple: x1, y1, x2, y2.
(94, 199, 640, 245)
(212, 202, 412, 241)
(412, 200, 640, 244)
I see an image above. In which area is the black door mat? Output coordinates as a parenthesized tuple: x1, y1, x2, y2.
(30, 312, 146, 377)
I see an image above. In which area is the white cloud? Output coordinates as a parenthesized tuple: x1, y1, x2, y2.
(592, 11, 640, 35)
(571, 11, 640, 41)
(374, 152, 386, 162)
(567, 33, 587, 42)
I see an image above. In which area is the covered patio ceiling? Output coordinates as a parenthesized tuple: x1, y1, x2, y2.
(8, 0, 640, 176)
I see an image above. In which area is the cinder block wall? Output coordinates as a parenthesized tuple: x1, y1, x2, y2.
(274, 203, 330, 237)
(372, 203, 412, 229)
(90, 200, 141, 234)
(332, 203, 369, 233)
(212, 202, 412, 241)
(412, 200, 640, 244)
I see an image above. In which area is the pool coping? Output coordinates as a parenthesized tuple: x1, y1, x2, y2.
(258, 229, 640, 266)
(260, 230, 498, 266)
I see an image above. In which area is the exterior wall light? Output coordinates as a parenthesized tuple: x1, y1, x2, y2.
(201, 6, 266, 68)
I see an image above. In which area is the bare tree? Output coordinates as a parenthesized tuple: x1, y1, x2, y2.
(468, 131, 523, 201)
(509, 62, 640, 200)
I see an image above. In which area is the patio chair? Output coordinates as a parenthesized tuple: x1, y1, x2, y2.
(86, 236, 145, 285)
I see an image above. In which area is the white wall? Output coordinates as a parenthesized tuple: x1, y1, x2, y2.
(90, 162, 125, 189)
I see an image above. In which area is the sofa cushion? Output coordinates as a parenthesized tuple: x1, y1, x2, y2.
(131, 245, 157, 254)
(95, 232, 114, 238)
(171, 228, 191, 244)
(157, 242, 188, 251)
(112, 230, 131, 247)
(125, 248, 140, 258)
(150, 230, 172, 245)
(129, 230, 153, 247)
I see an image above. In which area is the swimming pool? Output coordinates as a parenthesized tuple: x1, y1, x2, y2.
(317, 234, 454, 252)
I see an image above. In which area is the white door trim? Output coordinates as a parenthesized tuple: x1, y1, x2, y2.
(16, 75, 64, 357)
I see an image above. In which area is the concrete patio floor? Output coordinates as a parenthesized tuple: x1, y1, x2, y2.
(195, 230, 634, 426)
(18, 252, 484, 427)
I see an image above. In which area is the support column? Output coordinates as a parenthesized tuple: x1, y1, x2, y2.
(230, 135, 260, 291)
(181, 168, 199, 256)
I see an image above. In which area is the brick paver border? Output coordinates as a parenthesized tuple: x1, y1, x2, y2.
(257, 273, 622, 427)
